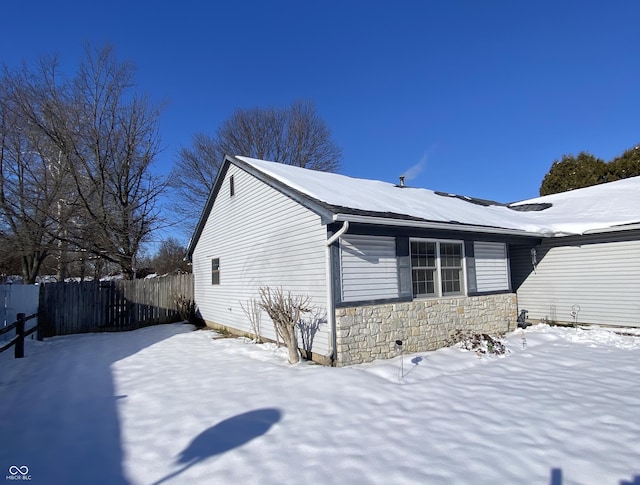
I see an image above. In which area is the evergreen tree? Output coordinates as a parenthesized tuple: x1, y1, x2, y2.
(539, 152, 607, 196)
(607, 144, 640, 181)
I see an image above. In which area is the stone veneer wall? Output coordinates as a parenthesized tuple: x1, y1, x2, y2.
(334, 293, 518, 366)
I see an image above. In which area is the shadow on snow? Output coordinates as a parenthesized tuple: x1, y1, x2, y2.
(153, 408, 282, 485)
(0, 323, 191, 485)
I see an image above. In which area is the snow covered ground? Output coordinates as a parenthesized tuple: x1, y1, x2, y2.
(1, 323, 639, 485)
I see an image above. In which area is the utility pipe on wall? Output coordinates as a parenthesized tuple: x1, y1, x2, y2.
(325, 220, 349, 365)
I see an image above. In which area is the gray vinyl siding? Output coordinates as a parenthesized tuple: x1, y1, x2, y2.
(192, 164, 329, 355)
(474, 242, 510, 292)
(511, 232, 640, 327)
(0, 285, 39, 327)
(340, 235, 399, 302)
(337, 235, 512, 303)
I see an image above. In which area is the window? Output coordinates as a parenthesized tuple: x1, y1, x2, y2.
(229, 175, 235, 197)
(439, 242, 463, 295)
(411, 241, 436, 296)
(411, 240, 464, 297)
(211, 258, 220, 285)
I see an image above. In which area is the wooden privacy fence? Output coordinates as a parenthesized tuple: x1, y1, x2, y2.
(39, 273, 194, 336)
(0, 312, 42, 358)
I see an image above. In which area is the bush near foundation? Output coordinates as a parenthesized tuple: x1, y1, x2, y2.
(447, 330, 509, 356)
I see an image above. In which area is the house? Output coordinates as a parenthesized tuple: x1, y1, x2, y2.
(509, 177, 640, 328)
(186, 155, 640, 365)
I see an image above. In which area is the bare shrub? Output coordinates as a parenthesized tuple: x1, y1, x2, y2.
(447, 329, 509, 356)
(259, 287, 311, 364)
(174, 293, 198, 325)
(297, 307, 325, 357)
(240, 297, 263, 343)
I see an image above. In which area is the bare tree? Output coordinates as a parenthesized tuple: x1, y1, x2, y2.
(217, 100, 342, 171)
(171, 133, 221, 224)
(170, 100, 342, 234)
(151, 237, 190, 274)
(259, 286, 312, 364)
(0, 70, 72, 283)
(63, 45, 166, 279)
(2, 45, 166, 280)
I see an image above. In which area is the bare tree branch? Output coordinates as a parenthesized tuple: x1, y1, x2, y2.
(170, 100, 342, 235)
(0, 44, 167, 280)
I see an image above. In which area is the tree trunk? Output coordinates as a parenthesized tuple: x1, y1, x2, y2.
(284, 329, 300, 364)
(56, 243, 68, 282)
(259, 286, 309, 365)
(21, 252, 46, 284)
(121, 257, 135, 280)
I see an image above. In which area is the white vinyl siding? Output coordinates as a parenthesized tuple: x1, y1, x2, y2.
(474, 242, 510, 292)
(340, 235, 398, 302)
(512, 233, 640, 327)
(192, 164, 329, 355)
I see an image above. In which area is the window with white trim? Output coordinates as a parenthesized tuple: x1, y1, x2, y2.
(411, 239, 464, 297)
(411, 241, 436, 296)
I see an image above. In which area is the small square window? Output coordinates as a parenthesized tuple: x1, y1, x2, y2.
(211, 258, 220, 285)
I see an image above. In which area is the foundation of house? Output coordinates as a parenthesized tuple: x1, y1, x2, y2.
(334, 294, 518, 366)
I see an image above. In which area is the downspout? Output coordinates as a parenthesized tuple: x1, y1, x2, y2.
(325, 220, 349, 366)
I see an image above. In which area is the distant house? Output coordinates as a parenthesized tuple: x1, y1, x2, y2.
(187, 156, 640, 365)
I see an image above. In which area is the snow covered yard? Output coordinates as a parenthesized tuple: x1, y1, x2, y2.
(1, 324, 639, 485)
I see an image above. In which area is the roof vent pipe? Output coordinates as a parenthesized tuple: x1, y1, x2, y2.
(399, 176, 405, 187)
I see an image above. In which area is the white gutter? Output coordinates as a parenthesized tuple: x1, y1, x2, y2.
(327, 220, 350, 246)
(332, 213, 542, 238)
(581, 222, 640, 235)
(325, 220, 349, 366)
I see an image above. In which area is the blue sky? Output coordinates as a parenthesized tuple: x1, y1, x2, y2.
(2, 1, 638, 213)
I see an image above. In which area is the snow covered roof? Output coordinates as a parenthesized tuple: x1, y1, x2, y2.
(235, 156, 640, 237)
(508, 176, 640, 235)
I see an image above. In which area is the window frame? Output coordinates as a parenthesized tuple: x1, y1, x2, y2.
(211, 258, 220, 285)
(410, 238, 465, 298)
(410, 240, 437, 297)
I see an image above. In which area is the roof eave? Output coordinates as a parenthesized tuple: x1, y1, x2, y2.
(581, 222, 640, 235)
(231, 156, 336, 223)
(332, 213, 543, 238)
